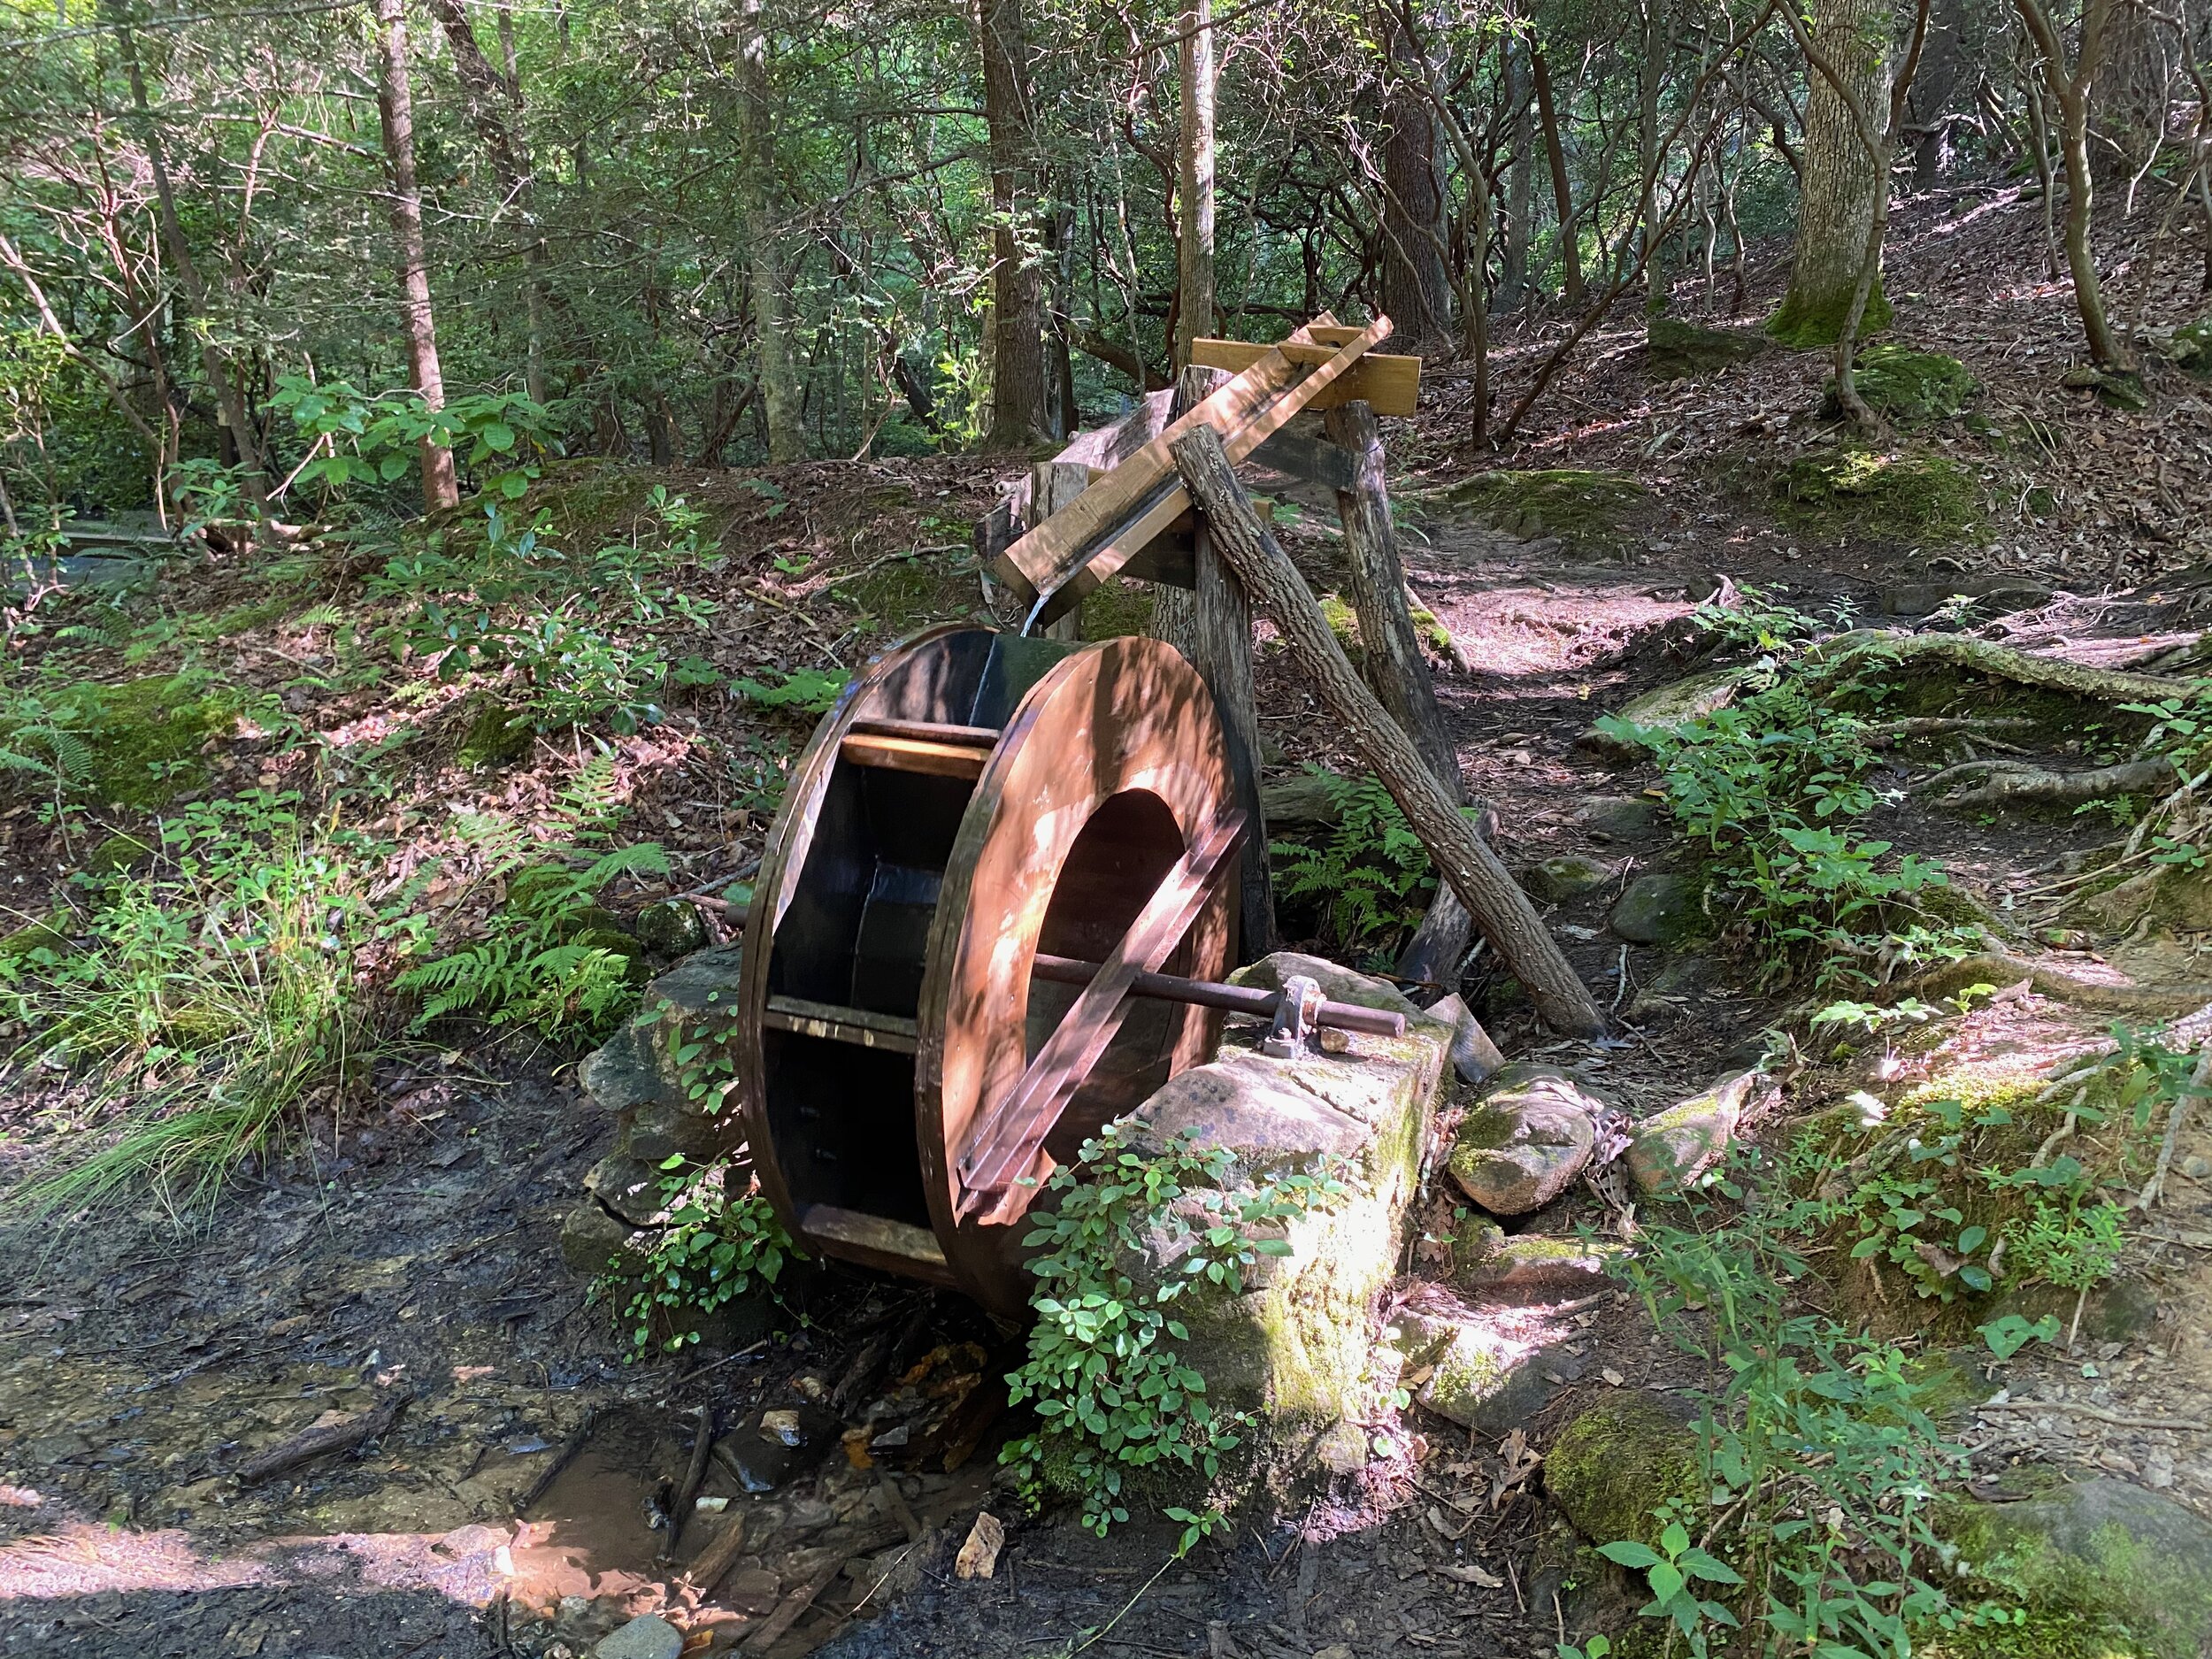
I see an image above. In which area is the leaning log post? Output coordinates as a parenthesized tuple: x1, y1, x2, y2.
(1151, 365, 1273, 959)
(1032, 460, 1091, 642)
(1325, 398, 1471, 992)
(1170, 424, 1604, 1037)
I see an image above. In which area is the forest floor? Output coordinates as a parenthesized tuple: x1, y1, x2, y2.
(4, 185, 2212, 1658)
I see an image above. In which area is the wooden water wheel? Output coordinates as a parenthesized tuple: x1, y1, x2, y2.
(732, 626, 1247, 1314)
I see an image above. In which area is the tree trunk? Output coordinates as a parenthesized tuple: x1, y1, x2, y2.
(424, 0, 549, 405)
(108, 0, 270, 511)
(2090, 0, 2165, 196)
(1381, 26, 1455, 352)
(1771, 0, 1893, 345)
(1532, 48, 1584, 307)
(374, 0, 459, 512)
(1173, 0, 1217, 369)
(1635, 0, 1670, 309)
(739, 0, 804, 461)
(979, 0, 1047, 449)
(1499, 41, 1535, 312)
(1168, 425, 1604, 1037)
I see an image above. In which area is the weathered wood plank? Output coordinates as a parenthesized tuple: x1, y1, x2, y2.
(1168, 424, 1606, 1038)
(1189, 338, 1422, 416)
(1003, 315, 1391, 623)
(839, 733, 990, 780)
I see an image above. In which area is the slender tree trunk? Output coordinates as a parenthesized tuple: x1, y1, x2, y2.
(1382, 24, 1455, 351)
(1173, 0, 1217, 368)
(424, 0, 549, 405)
(374, 0, 460, 511)
(1771, 0, 1893, 345)
(108, 1, 269, 511)
(1635, 0, 1669, 310)
(1500, 39, 1534, 311)
(979, 0, 1047, 448)
(2091, 0, 2164, 196)
(739, 0, 804, 460)
(1532, 47, 1584, 306)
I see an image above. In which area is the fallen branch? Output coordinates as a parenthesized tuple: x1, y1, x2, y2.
(686, 1509, 750, 1596)
(234, 1389, 412, 1484)
(1171, 424, 1605, 1037)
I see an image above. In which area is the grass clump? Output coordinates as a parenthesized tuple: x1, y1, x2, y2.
(1772, 447, 1988, 547)
(0, 790, 383, 1212)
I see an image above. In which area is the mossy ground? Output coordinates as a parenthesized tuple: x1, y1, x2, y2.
(1769, 446, 1989, 547)
(1647, 314, 1771, 379)
(1078, 576, 1154, 641)
(12, 674, 241, 810)
(1438, 468, 1651, 556)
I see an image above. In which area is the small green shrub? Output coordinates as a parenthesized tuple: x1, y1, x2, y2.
(1271, 767, 1437, 965)
(395, 841, 668, 1040)
(733, 666, 850, 715)
(607, 1155, 797, 1355)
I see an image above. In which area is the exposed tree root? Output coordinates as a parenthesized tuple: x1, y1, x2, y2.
(1922, 755, 2176, 810)
(1816, 630, 2197, 703)
(1870, 715, 2041, 743)
(1885, 950, 2212, 1016)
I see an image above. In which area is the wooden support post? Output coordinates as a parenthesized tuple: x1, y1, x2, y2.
(1325, 399, 1471, 992)
(1153, 364, 1273, 961)
(1170, 424, 1605, 1038)
(1031, 460, 1091, 641)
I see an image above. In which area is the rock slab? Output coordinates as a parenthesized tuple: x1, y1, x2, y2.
(593, 1615, 684, 1659)
(1626, 1069, 1763, 1196)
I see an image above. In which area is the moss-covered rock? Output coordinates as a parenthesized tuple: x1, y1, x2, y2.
(1438, 468, 1650, 556)
(1125, 953, 1455, 1437)
(7, 676, 237, 810)
(2167, 319, 2212, 378)
(1772, 446, 1988, 547)
(1626, 1069, 1760, 1196)
(456, 697, 534, 770)
(1768, 276, 1893, 349)
(2061, 365, 2152, 411)
(1936, 1479, 2212, 1659)
(1609, 872, 1702, 945)
(1546, 1394, 1701, 1549)
(1522, 854, 1618, 903)
(1647, 315, 1772, 380)
(1580, 669, 1749, 759)
(1318, 592, 1363, 663)
(1826, 346, 1980, 425)
(1448, 1063, 1602, 1216)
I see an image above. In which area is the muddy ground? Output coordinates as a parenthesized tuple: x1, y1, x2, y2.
(4, 184, 2212, 1657)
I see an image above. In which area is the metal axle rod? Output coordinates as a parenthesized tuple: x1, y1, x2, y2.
(1029, 952, 1405, 1039)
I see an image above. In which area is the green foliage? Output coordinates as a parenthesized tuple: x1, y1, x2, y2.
(733, 666, 852, 715)
(1597, 657, 1973, 987)
(1605, 1151, 2001, 1659)
(377, 487, 721, 737)
(1270, 767, 1437, 964)
(0, 671, 237, 811)
(607, 1156, 797, 1356)
(1688, 582, 1839, 658)
(1002, 1125, 1344, 1537)
(1978, 1312, 2062, 1361)
(270, 377, 552, 509)
(395, 841, 668, 1039)
(0, 791, 385, 1211)
(2004, 1197, 2124, 1292)
(1829, 347, 1981, 426)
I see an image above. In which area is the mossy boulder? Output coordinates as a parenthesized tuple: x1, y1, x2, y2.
(1773, 446, 1988, 547)
(1438, 468, 1650, 556)
(4, 676, 237, 809)
(1448, 1063, 1602, 1216)
(1647, 315, 1772, 380)
(1124, 953, 1455, 1437)
(1626, 1069, 1761, 1196)
(1394, 1306, 1586, 1429)
(1936, 1479, 2212, 1659)
(1609, 872, 1702, 945)
(1546, 1394, 1701, 1549)
(456, 697, 534, 769)
(2166, 318, 2212, 378)
(1826, 346, 1980, 425)
(1522, 854, 1618, 903)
